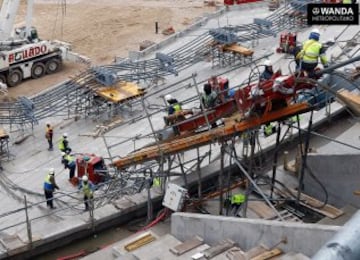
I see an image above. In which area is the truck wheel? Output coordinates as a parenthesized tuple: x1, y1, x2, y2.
(45, 59, 61, 74)
(31, 62, 45, 79)
(0, 74, 6, 84)
(7, 69, 23, 87)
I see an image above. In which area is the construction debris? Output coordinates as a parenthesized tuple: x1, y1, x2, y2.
(162, 26, 175, 35)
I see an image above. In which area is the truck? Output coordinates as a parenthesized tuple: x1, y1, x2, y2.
(0, 0, 88, 87)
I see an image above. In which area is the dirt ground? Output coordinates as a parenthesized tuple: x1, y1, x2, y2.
(5, 0, 216, 98)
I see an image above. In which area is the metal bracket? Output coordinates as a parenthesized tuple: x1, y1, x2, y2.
(156, 52, 178, 76)
(92, 66, 118, 86)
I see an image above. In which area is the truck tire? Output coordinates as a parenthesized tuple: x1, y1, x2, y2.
(31, 62, 45, 79)
(45, 59, 61, 74)
(7, 69, 23, 87)
(0, 74, 6, 84)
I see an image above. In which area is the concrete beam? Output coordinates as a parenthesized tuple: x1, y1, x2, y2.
(171, 213, 340, 257)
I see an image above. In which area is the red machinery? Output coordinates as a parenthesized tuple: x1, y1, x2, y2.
(174, 71, 317, 135)
(276, 32, 297, 54)
(76, 154, 107, 184)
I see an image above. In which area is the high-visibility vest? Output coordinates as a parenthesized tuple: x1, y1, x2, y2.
(65, 154, 75, 166)
(58, 137, 65, 151)
(298, 39, 328, 65)
(264, 124, 274, 136)
(82, 182, 93, 198)
(231, 194, 246, 205)
(44, 174, 54, 191)
(343, 0, 351, 3)
(153, 177, 161, 187)
(173, 103, 182, 112)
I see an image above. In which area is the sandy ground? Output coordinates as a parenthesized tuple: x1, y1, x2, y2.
(6, 0, 216, 97)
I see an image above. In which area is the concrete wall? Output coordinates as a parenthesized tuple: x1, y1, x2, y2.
(171, 212, 340, 257)
(304, 154, 360, 208)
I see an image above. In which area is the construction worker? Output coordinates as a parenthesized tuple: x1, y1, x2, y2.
(165, 94, 182, 116)
(296, 28, 328, 77)
(79, 175, 94, 211)
(63, 151, 76, 181)
(230, 193, 246, 216)
(45, 123, 53, 151)
(264, 122, 276, 137)
(260, 60, 274, 81)
(208, 75, 229, 102)
(58, 133, 70, 153)
(43, 168, 59, 209)
(201, 83, 219, 109)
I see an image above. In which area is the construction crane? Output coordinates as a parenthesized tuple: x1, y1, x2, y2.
(0, 0, 88, 87)
(112, 56, 360, 170)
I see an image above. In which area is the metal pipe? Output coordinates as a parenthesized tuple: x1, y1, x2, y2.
(317, 55, 360, 75)
(312, 210, 360, 260)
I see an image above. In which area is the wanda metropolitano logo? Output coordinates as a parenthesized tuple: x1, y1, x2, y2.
(307, 4, 359, 25)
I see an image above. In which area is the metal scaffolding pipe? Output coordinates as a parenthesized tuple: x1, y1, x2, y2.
(312, 210, 360, 260)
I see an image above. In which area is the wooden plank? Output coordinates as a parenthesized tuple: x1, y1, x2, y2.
(248, 201, 277, 219)
(113, 103, 311, 169)
(124, 233, 156, 252)
(170, 236, 204, 256)
(0, 128, 9, 139)
(223, 44, 254, 56)
(251, 248, 283, 260)
(244, 245, 268, 259)
(288, 189, 344, 219)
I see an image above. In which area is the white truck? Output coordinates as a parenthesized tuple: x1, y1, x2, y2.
(0, 0, 88, 87)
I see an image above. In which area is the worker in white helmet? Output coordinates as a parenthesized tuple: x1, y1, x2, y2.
(43, 168, 59, 209)
(79, 175, 95, 211)
(296, 28, 328, 77)
(58, 133, 71, 153)
(260, 60, 274, 81)
(164, 94, 184, 126)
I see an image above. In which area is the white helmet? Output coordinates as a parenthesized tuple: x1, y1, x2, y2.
(264, 60, 272, 67)
(165, 94, 173, 101)
(63, 133, 68, 138)
(311, 28, 320, 34)
(82, 175, 88, 182)
(49, 168, 55, 175)
(61, 152, 66, 156)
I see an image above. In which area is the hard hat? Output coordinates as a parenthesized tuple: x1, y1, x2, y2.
(63, 133, 68, 138)
(49, 168, 55, 175)
(82, 175, 88, 182)
(164, 94, 173, 101)
(311, 28, 320, 34)
(264, 60, 272, 67)
(61, 152, 66, 156)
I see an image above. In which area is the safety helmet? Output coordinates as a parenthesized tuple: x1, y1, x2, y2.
(82, 175, 88, 182)
(311, 28, 320, 34)
(264, 60, 272, 67)
(49, 168, 55, 175)
(63, 133, 68, 138)
(61, 152, 66, 156)
(164, 94, 173, 102)
(309, 28, 320, 41)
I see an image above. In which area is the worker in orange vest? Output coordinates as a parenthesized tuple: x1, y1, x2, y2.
(45, 123, 53, 151)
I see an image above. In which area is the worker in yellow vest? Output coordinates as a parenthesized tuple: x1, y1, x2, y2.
(264, 122, 276, 137)
(296, 28, 328, 77)
(79, 175, 95, 211)
(43, 168, 59, 209)
(231, 193, 246, 216)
